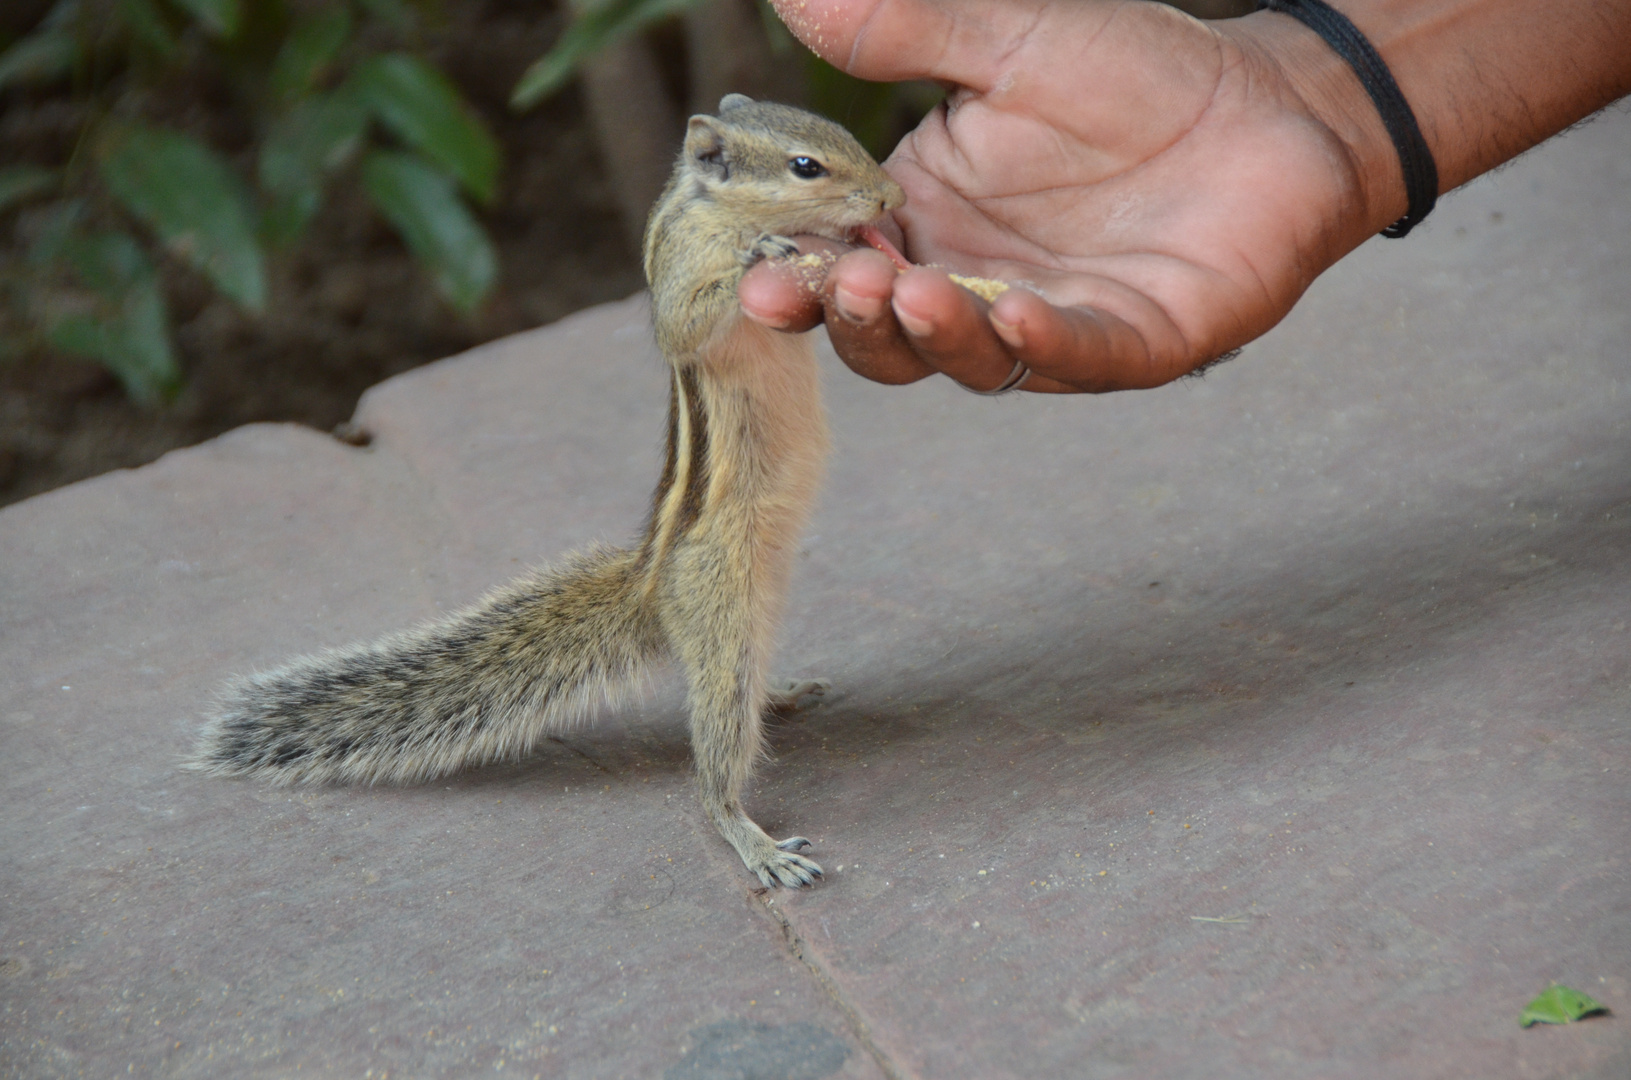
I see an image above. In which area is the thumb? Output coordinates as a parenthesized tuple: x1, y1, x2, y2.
(769, 0, 1031, 89)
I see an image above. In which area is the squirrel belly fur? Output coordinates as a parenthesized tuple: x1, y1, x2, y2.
(190, 95, 905, 888)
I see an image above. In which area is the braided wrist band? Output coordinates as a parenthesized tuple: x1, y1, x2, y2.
(1257, 0, 1439, 237)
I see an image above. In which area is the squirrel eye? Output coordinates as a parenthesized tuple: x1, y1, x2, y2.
(789, 156, 827, 179)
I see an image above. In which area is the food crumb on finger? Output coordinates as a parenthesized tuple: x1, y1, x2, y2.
(790, 250, 837, 294)
(948, 273, 1011, 302)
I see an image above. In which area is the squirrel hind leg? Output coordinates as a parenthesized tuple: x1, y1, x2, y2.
(766, 677, 831, 712)
(682, 672, 825, 887)
(661, 588, 823, 887)
(715, 807, 823, 888)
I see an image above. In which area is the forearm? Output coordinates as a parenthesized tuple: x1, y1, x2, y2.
(1236, 0, 1631, 234)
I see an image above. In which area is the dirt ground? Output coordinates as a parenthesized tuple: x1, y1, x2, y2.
(0, 1, 646, 509)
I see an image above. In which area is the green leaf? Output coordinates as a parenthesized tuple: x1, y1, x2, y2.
(1520, 986, 1609, 1027)
(0, 28, 79, 91)
(98, 123, 267, 312)
(49, 298, 180, 407)
(353, 53, 501, 204)
(269, 5, 352, 100)
(362, 150, 496, 313)
(44, 232, 181, 406)
(0, 166, 57, 213)
(258, 91, 367, 246)
(353, 0, 416, 34)
(118, 0, 182, 60)
(169, 0, 241, 38)
(59, 229, 150, 296)
(24, 199, 85, 268)
(510, 0, 695, 111)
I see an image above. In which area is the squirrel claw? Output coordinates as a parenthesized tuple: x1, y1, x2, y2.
(739, 233, 801, 267)
(756, 849, 823, 888)
(745, 836, 822, 887)
(767, 678, 830, 711)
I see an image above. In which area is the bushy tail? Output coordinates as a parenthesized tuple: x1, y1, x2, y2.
(190, 546, 663, 785)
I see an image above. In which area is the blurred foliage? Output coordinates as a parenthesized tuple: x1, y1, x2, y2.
(0, 0, 502, 404)
(510, 0, 696, 113)
(512, 0, 941, 162)
(1, 0, 943, 407)
(362, 149, 494, 311)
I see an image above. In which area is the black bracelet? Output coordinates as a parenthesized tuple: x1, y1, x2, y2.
(1256, 0, 1438, 238)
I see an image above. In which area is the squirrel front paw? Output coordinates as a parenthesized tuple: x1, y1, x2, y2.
(738, 233, 801, 267)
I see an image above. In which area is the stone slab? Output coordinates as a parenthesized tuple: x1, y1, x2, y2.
(0, 330, 882, 1078)
(3, 106, 1630, 1079)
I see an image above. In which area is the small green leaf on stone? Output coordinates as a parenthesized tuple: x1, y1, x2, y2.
(1520, 985, 1609, 1027)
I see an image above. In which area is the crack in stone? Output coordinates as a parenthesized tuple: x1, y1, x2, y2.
(546, 734, 616, 775)
(751, 891, 913, 1080)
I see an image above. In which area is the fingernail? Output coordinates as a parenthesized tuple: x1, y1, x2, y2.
(990, 314, 1024, 349)
(894, 303, 933, 338)
(833, 285, 883, 324)
(743, 306, 791, 330)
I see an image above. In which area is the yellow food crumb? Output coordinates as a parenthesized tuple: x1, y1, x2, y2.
(785, 249, 837, 295)
(948, 273, 1011, 302)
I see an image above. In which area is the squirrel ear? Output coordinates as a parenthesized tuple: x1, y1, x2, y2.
(685, 116, 729, 179)
(718, 93, 753, 113)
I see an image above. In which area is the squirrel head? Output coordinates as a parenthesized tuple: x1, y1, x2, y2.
(680, 95, 905, 241)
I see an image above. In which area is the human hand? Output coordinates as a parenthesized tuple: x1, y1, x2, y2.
(738, 0, 1406, 393)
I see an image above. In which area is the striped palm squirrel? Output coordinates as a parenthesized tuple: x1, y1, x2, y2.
(190, 95, 905, 888)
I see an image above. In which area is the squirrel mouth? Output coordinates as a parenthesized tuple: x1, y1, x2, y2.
(853, 223, 912, 271)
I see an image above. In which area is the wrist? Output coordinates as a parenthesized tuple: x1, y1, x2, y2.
(1241, 0, 1631, 224)
(1225, 11, 1408, 241)
(1256, 1, 1438, 237)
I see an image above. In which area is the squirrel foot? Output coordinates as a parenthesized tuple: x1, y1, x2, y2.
(716, 810, 824, 887)
(749, 839, 824, 889)
(767, 677, 831, 711)
(738, 233, 801, 267)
